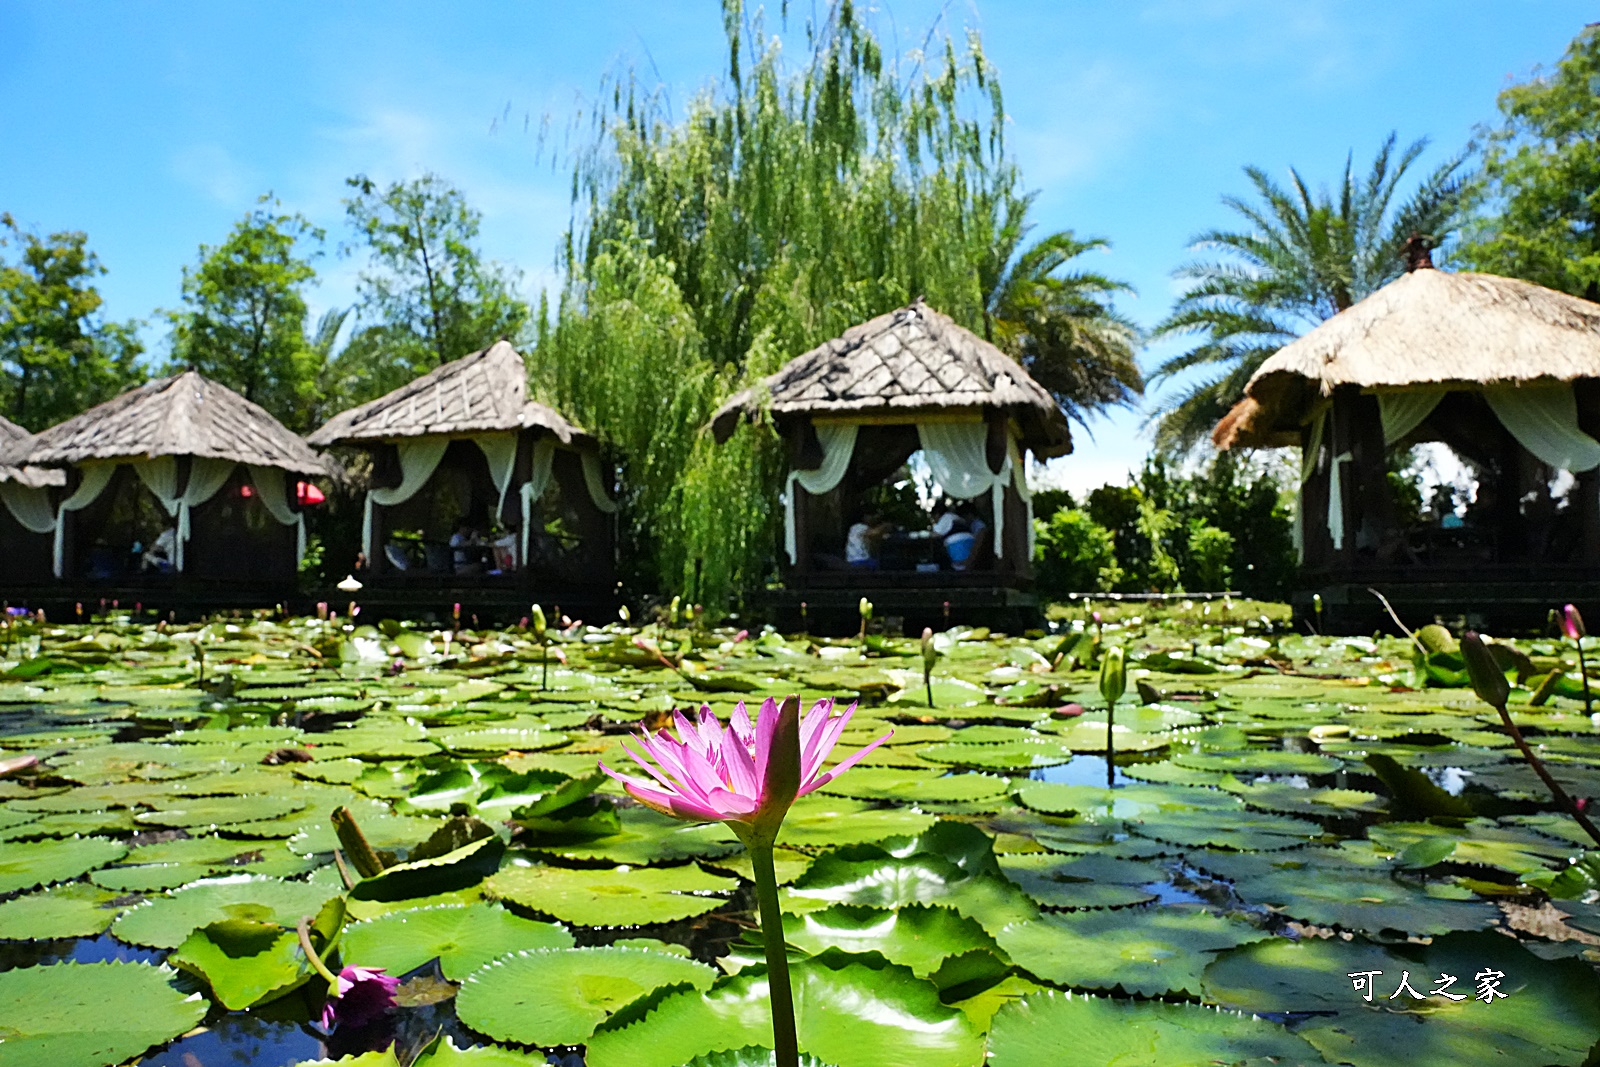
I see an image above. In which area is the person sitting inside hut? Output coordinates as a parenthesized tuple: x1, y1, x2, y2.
(450, 522, 484, 576)
(141, 526, 177, 574)
(944, 502, 989, 572)
(845, 512, 892, 570)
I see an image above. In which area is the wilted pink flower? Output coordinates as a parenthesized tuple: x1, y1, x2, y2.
(1052, 703, 1085, 719)
(600, 698, 890, 837)
(1563, 604, 1586, 641)
(319, 966, 400, 1030)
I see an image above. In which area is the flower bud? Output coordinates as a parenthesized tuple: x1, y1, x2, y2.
(1460, 631, 1511, 709)
(531, 603, 547, 639)
(859, 597, 873, 621)
(1099, 645, 1126, 709)
(921, 627, 936, 670)
(1563, 604, 1586, 641)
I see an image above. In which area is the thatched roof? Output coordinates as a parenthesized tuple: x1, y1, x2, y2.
(1216, 267, 1600, 449)
(710, 299, 1073, 457)
(0, 416, 65, 488)
(308, 340, 589, 448)
(3, 372, 327, 473)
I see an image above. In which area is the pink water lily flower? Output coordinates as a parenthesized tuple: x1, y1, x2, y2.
(319, 965, 400, 1030)
(600, 696, 891, 842)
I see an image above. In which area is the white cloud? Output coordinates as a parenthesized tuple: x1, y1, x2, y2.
(170, 143, 258, 206)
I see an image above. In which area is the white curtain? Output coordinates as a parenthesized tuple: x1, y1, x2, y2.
(783, 423, 859, 564)
(1328, 451, 1354, 551)
(1484, 384, 1600, 473)
(0, 483, 56, 535)
(519, 437, 559, 565)
(1379, 389, 1447, 446)
(472, 433, 518, 524)
(52, 462, 117, 578)
(248, 464, 307, 566)
(363, 437, 450, 562)
(581, 451, 620, 514)
(132, 457, 235, 572)
(917, 421, 1012, 559)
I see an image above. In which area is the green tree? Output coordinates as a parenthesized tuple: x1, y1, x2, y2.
(1460, 26, 1600, 300)
(980, 210, 1143, 426)
(0, 214, 144, 430)
(343, 174, 528, 377)
(1151, 134, 1471, 450)
(540, 1, 1114, 607)
(168, 198, 322, 428)
(1033, 509, 1122, 596)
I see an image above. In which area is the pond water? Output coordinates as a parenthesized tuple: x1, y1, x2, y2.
(0, 614, 1598, 1067)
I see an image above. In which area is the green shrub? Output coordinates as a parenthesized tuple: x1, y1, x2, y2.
(1034, 509, 1123, 596)
(1184, 519, 1235, 590)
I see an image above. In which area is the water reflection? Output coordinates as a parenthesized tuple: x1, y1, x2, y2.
(1030, 755, 1133, 787)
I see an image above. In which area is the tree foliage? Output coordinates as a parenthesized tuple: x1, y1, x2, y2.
(538, 0, 1131, 607)
(342, 173, 528, 389)
(1033, 509, 1122, 597)
(167, 198, 322, 429)
(982, 215, 1142, 427)
(1151, 134, 1471, 450)
(0, 214, 144, 431)
(1460, 25, 1600, 300)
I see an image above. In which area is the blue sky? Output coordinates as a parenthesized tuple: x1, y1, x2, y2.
(1, 1, 1593, 493)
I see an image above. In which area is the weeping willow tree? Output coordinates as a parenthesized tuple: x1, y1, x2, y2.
(536, 0, 1136, 608)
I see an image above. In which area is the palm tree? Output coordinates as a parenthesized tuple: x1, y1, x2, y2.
(1150, 133, 1471, 451)
(979, 195, 1143, 428)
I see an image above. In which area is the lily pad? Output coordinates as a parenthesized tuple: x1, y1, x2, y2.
(341, 902, 575, 980)
(456, 945, 717, 1047)
(0, 836, 127, 894)
(995, 906, 1272, 996)
(783, 904, 1001, 977)
(0, 882, 126, 939)
(584, 953, 986, 1067)
(0, 962, 208, 1067)
(169, 918, 307, 1009)
(110, 874, 339, 948)
(486, 861, 737, 926)
(986, 989, 1320, 1067)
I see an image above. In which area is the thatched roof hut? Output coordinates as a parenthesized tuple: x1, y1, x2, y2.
(1214, 268, 1600, 450)
(1, 372, 325, 579)
(308, 340, 615, 587)
(308, 340, 586, 448)
(1209, 262, 1600, 632)
(711, 299, 1073, 458)
(6, 371, 327, 473)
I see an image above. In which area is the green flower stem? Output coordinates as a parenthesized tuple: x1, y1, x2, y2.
(297, 916, 340, 989)
(749, 842, 799, 1067)
(1577, 638, 1593, 716)
(1487, 698, 1600, 848)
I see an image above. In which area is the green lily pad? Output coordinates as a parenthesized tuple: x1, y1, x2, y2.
(584, 953, 986, 1067)
(0, 882, 126, 939)
(341, 902, 574, 980)
(1172, 750, 1343, 776)
(0, 836, 127, 894)
(134, 793, 309, 828)
(486, 861, 737, 926)
(169, 918, 307, 1010)
(455, 945, 717, 1046)
(783, 904, 1001, 977)
(0, 962, 208, 1067)
(110, 874, 339, 948)
(986, 989, 1321, 1067)
(996, 854, 1160, 909)
(533, 806, 742, 866)
(777, 799, 937, 849)
(995, 906, 1272, 996)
